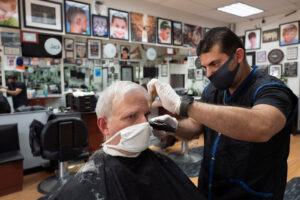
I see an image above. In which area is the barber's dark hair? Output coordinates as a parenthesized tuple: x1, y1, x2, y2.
(197, 27, 244, 57)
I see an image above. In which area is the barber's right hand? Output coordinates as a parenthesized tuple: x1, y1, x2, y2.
(147, 79, 181, 114)
(150, 115, 178, 139)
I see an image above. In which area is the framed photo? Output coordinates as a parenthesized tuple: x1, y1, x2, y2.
(130, 12, 156, 43)
(284, 62, 297, 77)
(121, 66, 133, 81)
(65, 0, 91, 35)
(120, 45, 130, 59)
(269, 65, 282, 79)
(188, 69, 195, 79)
(188, 56, 196, 68)
(279, 21, 299, 46)
(1, 32, 21, 47)
(286, 46, 298, 60)
(0, 0, 20, 29)
(88, 39, 101, 59)
(262, 28, 279, 43)
(256, 51, 266, 63)
(65, 50, 74, 58)
(245, 29, 261, 50)
(23, 0, 62, 32)
(4, 46, 20, 55)
(157, 18, 172, 45)
(92, 15, 108, 37)
(246, 52, 256, 66)
(183, 24, 203, 48)
(172, 21, 183, 46)
(64, 38, 74, 50)
(109, 8, 129, 40)
(75, 42, 87, 58)
(195, 69, 203, 80)
(20, 30, 38, 44)
(161, 64, 168, 77)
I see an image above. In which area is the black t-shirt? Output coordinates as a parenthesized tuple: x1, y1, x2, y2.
(13, 82, 28, 109)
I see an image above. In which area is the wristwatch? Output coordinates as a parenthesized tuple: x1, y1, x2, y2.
(179, 95, 194, 118)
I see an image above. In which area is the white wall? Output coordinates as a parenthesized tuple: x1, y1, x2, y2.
(235, 11, 300, 97)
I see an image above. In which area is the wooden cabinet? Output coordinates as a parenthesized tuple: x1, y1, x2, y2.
(28, 98, 46, 107)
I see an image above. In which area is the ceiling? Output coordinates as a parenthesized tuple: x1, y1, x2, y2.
(140, 0, 300, 24)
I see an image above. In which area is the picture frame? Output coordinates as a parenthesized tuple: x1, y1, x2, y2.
(172, 21, 183, 46)
(256, 51, 266, 63)
(23, 0, 62, 32)
(246, 52, 256, 66)
(262, 28, 279, 43)
(120, 45, 130, 60)
(161, 64, 168, 77)
(157, 18, 172, 45)
(188, 56, 196, 68)
(88, 39, 101, 59)
(245, 29, 261, 50)
(188, 69, 195, 79)
(20, 30, 38, 44)
(269, 65, 282, 79)
(286, 46, 298, 60)
(130, 12, 156, 43)
(65, 50, 74, 58)
(121, 66, 133, 81)
(183, 24, 203, 48)
(108, 8, 129, 40)
(4, 46, 20, 56)
(64, 38, 74, 50)
(284, 62, 297, 77)
(75, 42, 87, 58)
(0, 0, 20, 29)
(92, 15, 108, 38)
(65, 0, 91, 35)
(279, 21, 299, 46)
(1, 32, 21, 47)
(195, 69, 203, 80)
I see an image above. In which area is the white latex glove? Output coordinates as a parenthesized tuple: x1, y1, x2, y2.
(150, 115, 178, 139)
(147, 79, 181, 114)
(0, 88, 7, 93)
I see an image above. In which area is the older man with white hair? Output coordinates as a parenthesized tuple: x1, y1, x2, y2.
(47, 81, 205, 200)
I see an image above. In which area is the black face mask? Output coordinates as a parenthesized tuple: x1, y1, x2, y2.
(208, 54, 240, 90)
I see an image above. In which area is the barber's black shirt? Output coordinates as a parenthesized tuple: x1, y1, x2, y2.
(13, 82, 28, 109)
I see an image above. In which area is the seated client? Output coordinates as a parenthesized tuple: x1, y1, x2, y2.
(47, 81, 204, 200)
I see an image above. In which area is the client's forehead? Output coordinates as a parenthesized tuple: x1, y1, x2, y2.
(112, 91, 148, 114)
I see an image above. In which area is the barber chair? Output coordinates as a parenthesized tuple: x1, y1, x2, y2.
(37, 117, 89, 195)
(168, 141, 202, 163)
(0, 123, 24, 197)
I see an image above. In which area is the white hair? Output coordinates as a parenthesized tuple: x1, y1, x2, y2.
(95, 81, 149, 119)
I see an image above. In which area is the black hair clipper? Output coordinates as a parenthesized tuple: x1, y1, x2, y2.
(149, 121, 176, 133)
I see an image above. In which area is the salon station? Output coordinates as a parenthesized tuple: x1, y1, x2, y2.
(1, 0, 300, 199)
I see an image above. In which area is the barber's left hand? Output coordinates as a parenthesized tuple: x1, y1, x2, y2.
(150, 115, 178, 139)
(147, 79, 181, 114)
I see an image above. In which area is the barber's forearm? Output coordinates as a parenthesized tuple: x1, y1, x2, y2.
(174, 118, 203, 141)
(187, 101, 285, 142)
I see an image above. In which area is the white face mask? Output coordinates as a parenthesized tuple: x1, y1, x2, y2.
(103, 122, 152, 156)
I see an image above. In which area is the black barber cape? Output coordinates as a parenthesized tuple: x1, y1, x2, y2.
(48, 149, 205, 200)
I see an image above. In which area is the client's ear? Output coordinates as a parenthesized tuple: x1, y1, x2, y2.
(97, 116, 109, 136)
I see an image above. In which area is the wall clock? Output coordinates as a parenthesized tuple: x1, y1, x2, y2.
(268, 49, 284, 64)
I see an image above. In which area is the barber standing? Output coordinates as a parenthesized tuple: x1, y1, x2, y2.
(148, 27, 297, 200)
(0, 75, 28, 109)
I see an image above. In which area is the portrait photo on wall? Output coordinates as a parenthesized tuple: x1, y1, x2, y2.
(172, 21, 183, 46)
(94, 0, 107, 16)
(157, 18, 172, 45)
(256, 51, 266, 63)
(183, 24, 203, 48)
(120, 45, 130, 59)
(109, 8, 129, 40)
(0, 0, 20, 28)
(75, 42, 87, 58)
(130, 12, 156, 43)
(64, 38, 74, 50)
(280, 21, 299, 46)
(88, 39, 101, 59)
(262, 28, 279, 43)
(269, 64, 282, 79)
(65, 0, 90, 35)
(23, 0, 62, 32)
(92, 15, 108, 37)
(245, 29, 261, 50)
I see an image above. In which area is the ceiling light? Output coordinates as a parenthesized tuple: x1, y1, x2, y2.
(217, 2, 263, 17)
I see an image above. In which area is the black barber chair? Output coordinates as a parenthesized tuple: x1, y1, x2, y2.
(36, 117, 89, 195)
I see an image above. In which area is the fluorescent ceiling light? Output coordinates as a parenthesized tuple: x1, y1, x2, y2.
(217, 2, 263, 17)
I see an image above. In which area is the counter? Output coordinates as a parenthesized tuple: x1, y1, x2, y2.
(28, 94, 62, 107)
